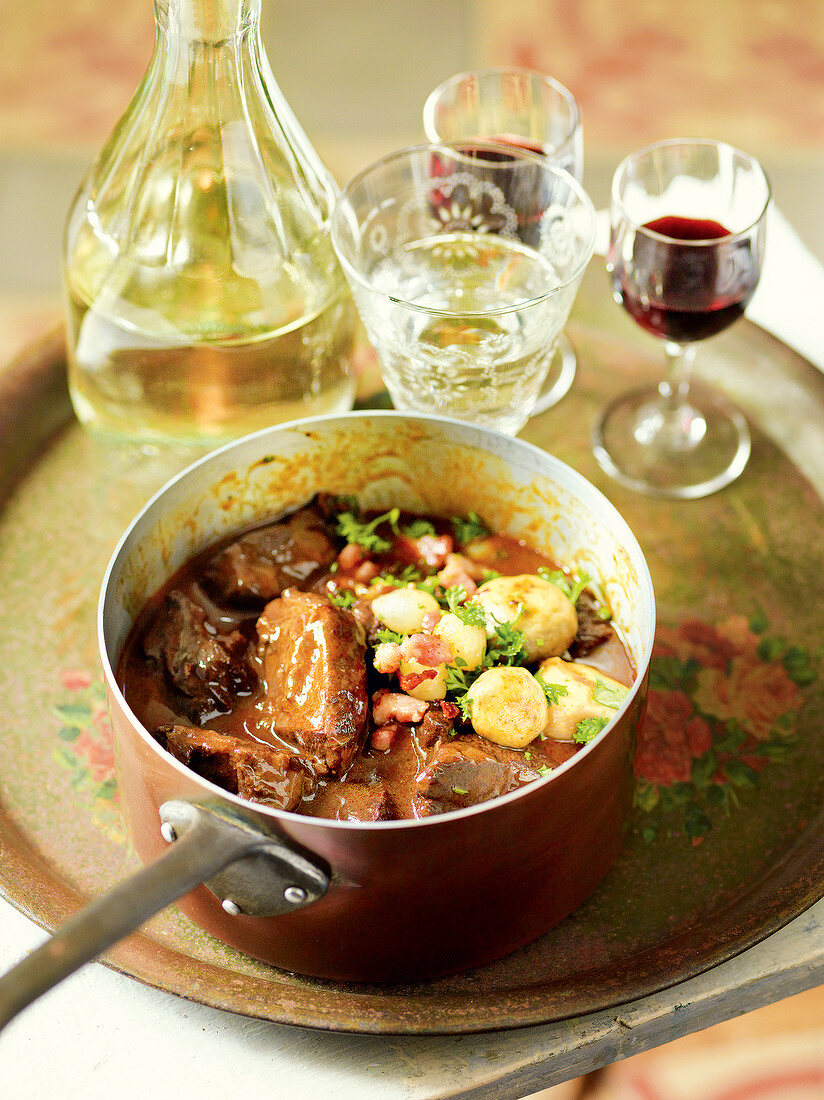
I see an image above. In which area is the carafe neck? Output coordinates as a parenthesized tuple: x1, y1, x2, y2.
(154, 0, 260, 42)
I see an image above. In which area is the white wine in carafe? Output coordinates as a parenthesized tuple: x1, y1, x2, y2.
(62, 0, 357, 446)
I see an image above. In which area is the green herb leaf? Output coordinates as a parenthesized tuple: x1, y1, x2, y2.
(374, 563, 426, 589)
(485, 615, 528, 666)
(451, 786, 469, 795)
(444, 662, 477, 721)
(375, 627, 404, 645)
(398, 563, 425, 583)
(537, 765, 552, 777)
(416, 575, 441, 596)
(451, 511, 489, 545)
(538, 567, 591, 606)
(574, 716, 609, 743)
(592, 677, 628, 710)
(404, 519, 436, 538)
(442, 585, 487, 628)
(336, 508, 400, 553)
(327, 589, 355, 609)
(456, 693, 474, 721)
(534, 673, 569, 706)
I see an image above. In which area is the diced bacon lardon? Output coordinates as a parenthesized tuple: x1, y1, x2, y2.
(354, 560, 380, 584)
(437, 553, 480, 595)
(420, 609, 443, 634)
(398, 667, 438, 692)
(372, 689, 429, 725)
(373, 641, 402, 675)
(415, 534, 453, 568)
(400, 633, 452, 667)
(371, 722, 404, 752)
(392, 533, 454, 569)
(337, 543, 366, 571)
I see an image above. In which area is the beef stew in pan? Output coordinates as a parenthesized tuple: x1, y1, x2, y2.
(118, 496, 635, 820)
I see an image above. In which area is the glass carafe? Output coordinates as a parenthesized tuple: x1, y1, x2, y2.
(63, 0, 357, 446)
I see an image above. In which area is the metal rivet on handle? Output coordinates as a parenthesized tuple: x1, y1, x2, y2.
(284, 886, 307, 906)
(160, 822, 177, 844)
(221, 898, 242, 916)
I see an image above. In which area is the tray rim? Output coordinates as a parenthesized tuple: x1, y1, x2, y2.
(1, 314, 823, 1035)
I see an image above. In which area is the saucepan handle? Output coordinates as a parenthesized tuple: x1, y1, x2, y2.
(0, 800, 329, 1032)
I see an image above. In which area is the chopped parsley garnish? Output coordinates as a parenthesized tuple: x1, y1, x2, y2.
(327, 589, 355, 609)
(538, 567, 592, 606)
(444, 662, 476, 721)
(451, 511, 489, 545)
(451, 786, 469, 795)
(404, 519, 436, 538)
(485, 617, 528, 666)
(574, 716, 610, 743)
(416, 575, 441, 596)
(373, 563, 426, 588)
(375, 627, 404, 645)
(537, 765, 552, 776)
(442, 585, 487, 628)
(400, 564, 427, 583)
(336, 508, 400, 553)
(534, 673, 569, 706)
(592, 678, 628, 710)
(481, 568, 501, 582)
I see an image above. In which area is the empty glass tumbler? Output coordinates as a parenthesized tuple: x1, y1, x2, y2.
(331, 143, 596, 435)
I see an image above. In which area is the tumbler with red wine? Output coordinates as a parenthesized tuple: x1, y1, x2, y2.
(593, 139, 770, 499)
(423, 68, 583, 413)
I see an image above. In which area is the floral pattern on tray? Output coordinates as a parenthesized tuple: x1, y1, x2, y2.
(51, 668, 124, 843)
(634, 613, 819, 842)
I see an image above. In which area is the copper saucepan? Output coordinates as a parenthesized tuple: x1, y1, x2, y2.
(0, 412, 655, 1028)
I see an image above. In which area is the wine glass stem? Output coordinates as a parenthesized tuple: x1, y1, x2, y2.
(662, 340, 695, 406)
(643, 340, 706, 454)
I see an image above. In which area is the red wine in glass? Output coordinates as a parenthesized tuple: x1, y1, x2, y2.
(429, 137, 569, 246)
(610, 214, 761, 343)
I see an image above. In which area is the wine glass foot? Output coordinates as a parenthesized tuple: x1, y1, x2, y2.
(592, 382, 751, 499)
(531, 332, 577, 415)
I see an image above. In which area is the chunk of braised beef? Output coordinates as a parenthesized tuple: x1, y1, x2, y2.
(416, 705, 456, 749)
(155, 724, 306, 810)
(204, 505, 338, 603)
(415, 735, 540, 815)
(256, 589, 368, 777)
(569, 591, 613, 657)
(143, 590, 254, 717)
(306, 780, 398, 822)
(314, 493, 356, 523)
(350, 594, 376, 635)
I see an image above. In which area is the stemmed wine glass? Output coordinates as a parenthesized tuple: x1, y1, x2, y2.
(423, 67, 583, 413)
(593, 139, 770, 499)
